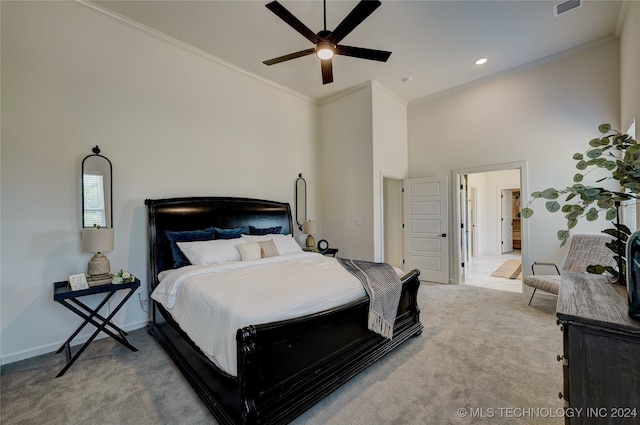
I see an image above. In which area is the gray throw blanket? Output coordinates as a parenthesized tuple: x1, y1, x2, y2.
(337, 258, 402, 339)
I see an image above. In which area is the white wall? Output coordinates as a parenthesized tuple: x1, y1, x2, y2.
(620, 1, 639, 132)
(318, 81, 408, 262)
(408, 41, 620, 276)
(1, 1, 318, 363)
(372, 82, 408, 262)
(318, 84, 374, 260)
(468, 170, 520, 256)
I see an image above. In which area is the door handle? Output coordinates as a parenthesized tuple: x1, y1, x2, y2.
(441, 233, 447, 237)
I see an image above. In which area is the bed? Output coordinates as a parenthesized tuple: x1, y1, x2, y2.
(145, 196, 423, 425)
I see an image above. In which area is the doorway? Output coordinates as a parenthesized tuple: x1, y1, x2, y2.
(382, 177, 403, 269)
(500, 188, 521, 253)
(453, 162, 527, 292)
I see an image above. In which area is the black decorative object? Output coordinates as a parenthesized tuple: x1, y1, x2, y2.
(612, 200, 626, 285)
(625, 229, 640, 321)
(81, 145, 113, 228)
(295, 173, 307, 231)
(318, 239, 329, 251)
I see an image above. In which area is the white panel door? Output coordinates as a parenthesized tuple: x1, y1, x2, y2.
(403, 177, 449, 283)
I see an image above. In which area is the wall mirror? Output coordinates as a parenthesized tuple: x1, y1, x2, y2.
(82, 146, 113, 228)
(295, 173, 307, 230)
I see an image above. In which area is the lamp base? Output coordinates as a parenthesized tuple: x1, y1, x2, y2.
(305, 234, 316, 248)
(87, 252, 111, 277)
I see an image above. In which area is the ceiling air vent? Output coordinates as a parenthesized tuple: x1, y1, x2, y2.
(554, 0, 582, 16)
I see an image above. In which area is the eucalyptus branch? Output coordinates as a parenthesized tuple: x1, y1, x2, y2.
(522, 123, 637, 250)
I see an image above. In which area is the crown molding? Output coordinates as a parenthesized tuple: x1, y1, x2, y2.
(76, 1, 318, 105)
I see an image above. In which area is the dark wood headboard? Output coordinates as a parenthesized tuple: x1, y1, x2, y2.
(145, 197, 293, 290)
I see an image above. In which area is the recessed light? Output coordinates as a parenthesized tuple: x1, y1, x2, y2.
(475, 58, 488, 65)
(401, 76, 414, 83)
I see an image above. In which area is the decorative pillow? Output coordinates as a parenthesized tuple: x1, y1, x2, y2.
(177, 238, 246, 265)
(249, 225, 282, 235)
(242, 234, 302, 255)
(258, 239, 280, 258)
(273, 235, 304, 255)
(237, 243, 263, 261)
(214, 226, 250, 239)
(164, 227, 215, 268)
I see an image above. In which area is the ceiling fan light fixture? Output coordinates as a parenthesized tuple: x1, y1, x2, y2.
(263, 0, 390, 84)
(316, 41, 335, 60)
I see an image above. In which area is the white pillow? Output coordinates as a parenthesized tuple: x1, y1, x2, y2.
(241, 234, 303, 255)
(177, 238, 246, 265)
(237, 243, 262, 261)
(240, 234, 271, 243)
(273, 235, 304, 255)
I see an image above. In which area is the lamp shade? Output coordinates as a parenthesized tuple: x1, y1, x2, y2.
(302, 220, 317, 235)
(81, 227, 114, 253)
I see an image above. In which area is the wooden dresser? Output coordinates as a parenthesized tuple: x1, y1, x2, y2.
(556, 272, 640, 424)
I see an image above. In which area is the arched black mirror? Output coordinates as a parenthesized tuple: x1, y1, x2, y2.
(295, 173, 307, 231)
(82, 146, 113, 228)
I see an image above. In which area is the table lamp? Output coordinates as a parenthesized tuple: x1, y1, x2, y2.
(81, 227, 114, 278)
(302, 220, 317, 248)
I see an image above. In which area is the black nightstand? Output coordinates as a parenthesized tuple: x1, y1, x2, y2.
(303, 247, 339, 257)
(53, 278, 140, 377)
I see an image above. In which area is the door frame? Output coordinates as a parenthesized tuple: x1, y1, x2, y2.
(451, 161, 529, 285)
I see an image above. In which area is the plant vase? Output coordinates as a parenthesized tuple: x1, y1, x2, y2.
(625, 230, 640, 321)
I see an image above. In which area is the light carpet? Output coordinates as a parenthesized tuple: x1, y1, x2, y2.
(1, 283, 562, 425)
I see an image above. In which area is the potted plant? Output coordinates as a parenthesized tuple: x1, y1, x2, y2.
(521, 124, 637, 284)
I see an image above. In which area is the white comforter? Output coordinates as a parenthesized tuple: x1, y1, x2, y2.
(152, 252, 375, 376)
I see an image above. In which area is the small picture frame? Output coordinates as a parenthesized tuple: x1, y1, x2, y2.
(68, 273, 89, 291)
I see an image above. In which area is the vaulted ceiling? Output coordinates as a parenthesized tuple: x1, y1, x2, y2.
(91, 0, 623, 103)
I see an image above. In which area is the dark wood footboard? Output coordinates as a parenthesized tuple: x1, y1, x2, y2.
(148, 269, 421, 425)
(238, 269, 422, 424)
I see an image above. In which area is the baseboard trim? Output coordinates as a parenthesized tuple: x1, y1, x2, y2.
(0, 320, 148, 366)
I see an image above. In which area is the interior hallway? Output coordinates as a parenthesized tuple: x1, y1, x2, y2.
(464, 251, 522, 293)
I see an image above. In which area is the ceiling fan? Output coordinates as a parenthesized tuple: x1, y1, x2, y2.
(263, 0, 392, 85)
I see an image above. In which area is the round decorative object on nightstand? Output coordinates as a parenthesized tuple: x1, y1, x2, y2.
(318, 239, 329, 251)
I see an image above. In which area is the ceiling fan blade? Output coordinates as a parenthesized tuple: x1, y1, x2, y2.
(327, 0, 381, 45)
(321, 59, 333, 84)
(336, 45, 391, 62)
(266, 1, 321, 44)
(263, 48, 315, 65)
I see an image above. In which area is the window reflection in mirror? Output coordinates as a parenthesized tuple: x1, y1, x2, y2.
(83, 173, 106, 227)
(82, 147, 112, 228)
